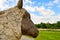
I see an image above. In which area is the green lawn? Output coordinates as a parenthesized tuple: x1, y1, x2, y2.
(35, 30, 60, 40)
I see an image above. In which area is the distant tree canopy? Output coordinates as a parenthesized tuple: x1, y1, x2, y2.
(35, 21, 60, 29)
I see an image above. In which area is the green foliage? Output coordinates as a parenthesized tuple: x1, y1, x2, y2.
(56, 21, 60, 28)
(35, 21, 60, 29)
(35, 24, 41, 28)
(40, 23, 47, 28)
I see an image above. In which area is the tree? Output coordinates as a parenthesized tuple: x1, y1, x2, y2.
(40, 22, 47, 28)
(46, 22, 51, 28)
(35, 24, 41, 28)
(56, 21, 60, 28)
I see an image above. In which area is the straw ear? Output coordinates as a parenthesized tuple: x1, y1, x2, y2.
(17, 0, 23, 9)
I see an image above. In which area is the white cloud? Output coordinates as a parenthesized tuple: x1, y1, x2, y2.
(45, 1, 54, 8)
(0, 0, 10, 11)
(31, 14, 60, 24)
(0, 0, 34, 11)
(45, 0, 60, 8)
(24, 5, 55, 16)
(46, 1, 53, 7)
(31, 14, 42, 24)
(53, 0, 59, 3)
(23, 0, 37, 12)
(24, 5, 36, 12)
(0, 0, 3, 3)
(23, 0, 35, 7)
(25, 0, 33, 4)
(0, 0, 8, 11)
(0, 0, 18, 11)
(36, 6, 55, 16)
(53, 0, 60, 8)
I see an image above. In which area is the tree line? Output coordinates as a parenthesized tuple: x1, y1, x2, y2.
(35, 21, 60, 29)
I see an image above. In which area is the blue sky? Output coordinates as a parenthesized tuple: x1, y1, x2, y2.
(0, 0, 60, 24)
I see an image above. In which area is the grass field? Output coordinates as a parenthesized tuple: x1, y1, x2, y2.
(35, 30, 60, 40)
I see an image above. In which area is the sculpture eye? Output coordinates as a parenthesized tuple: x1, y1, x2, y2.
(29, 16, 30, 19)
